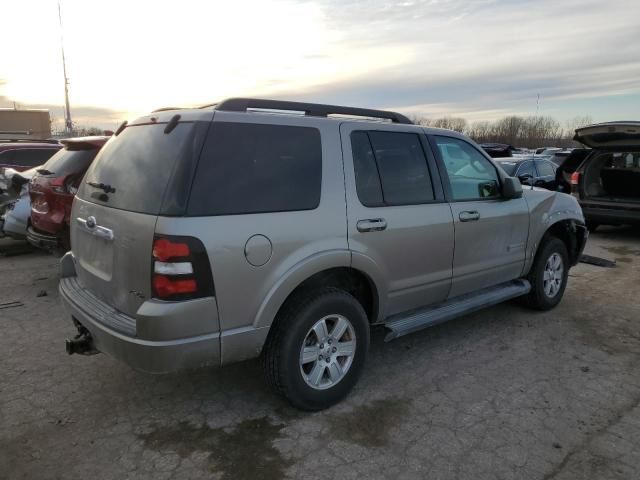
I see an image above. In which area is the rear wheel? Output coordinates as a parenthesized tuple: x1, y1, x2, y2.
(263, 288, 369, 411)
(524, 237, 569, 310)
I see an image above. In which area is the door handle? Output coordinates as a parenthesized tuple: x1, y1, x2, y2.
(459, 211, 480, 222)
(357, 218, 387, 232)
(76, 217, 115, 241)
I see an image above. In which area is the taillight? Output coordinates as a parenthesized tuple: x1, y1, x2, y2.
(570, 171, 580, 186)
(151, 235, 214, 301)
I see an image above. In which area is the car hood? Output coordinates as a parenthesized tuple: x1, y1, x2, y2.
(574, 122, 640, 149)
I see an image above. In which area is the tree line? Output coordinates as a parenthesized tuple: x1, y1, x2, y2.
(411, 114, 594, 148)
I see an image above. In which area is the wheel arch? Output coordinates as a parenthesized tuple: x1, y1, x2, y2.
(253, 251, 383, 330)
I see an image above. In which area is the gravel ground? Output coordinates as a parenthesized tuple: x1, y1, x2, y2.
(1, 227, 639, 480)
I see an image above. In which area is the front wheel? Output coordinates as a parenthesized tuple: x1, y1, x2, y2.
(263, 288, 370, 411)
(523, 237, 569, 310)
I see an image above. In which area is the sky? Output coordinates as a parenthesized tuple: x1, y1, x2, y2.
(0, 0, 639, 130)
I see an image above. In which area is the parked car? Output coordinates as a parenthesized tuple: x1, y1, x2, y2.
(28, 136, 109, 251)
(495, 157, 559, 190)
(0, 139, 61, 171)
(0, 166, 39, 239)
(480, 143, 517, 158)
(560, 121, 640, 231)
(59, 98, 587, 410)
(535, 147, 562, 156)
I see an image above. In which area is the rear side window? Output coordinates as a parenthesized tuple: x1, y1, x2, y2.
(0, 148, 58, 167)
(43, 148, 98, 176)
(187, 122, 322, 216)
(79, 123, 199, 214)
(350, 130, 434, 206)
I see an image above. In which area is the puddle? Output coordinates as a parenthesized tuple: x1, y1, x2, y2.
(325, 397, 411, 447)
(139, 417, 291, 480)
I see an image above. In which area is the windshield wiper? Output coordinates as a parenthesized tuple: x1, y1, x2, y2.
(36, 168, 54, 175)
(86, 181, 116, 194)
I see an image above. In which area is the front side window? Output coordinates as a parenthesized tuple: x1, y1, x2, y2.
(188, 122, 322, 216)
(536, 161, 555, 177)
(516, 161, 535, 177)
(351, 130, 434, 206)
(434, 136, 501, 201)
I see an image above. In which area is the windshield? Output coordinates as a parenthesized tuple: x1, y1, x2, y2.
(496, 161, 518, 176)
(42, 148, 98, 177)
(78, 123, 198, 215)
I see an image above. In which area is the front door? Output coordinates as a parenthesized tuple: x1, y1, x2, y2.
(430, 135, 529, 298)
(341, 123, 454, 317)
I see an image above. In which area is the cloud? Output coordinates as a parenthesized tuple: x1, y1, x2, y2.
(2, 0, 638, 125)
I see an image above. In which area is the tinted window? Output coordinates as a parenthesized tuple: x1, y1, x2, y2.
(350, 131, 383, 206)
(516, 161, 535, 177)
(537, 161, 555, 176)
(351, 131, 433, 206)
(496, 161, 517, 176)
(434, 136, 500, 201)
(42, 148, 98, 176)
(79, 123, 199, 214)
(0, 148, 58, 167)
(188, 122, 322, 216)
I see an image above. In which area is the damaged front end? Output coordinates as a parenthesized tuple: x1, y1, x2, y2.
(0, 167, 37, 239)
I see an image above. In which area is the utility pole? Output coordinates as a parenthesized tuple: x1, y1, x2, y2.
(58, 1, 72, 135)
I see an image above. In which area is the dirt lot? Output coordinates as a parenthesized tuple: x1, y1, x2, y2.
(1, 228, 639, 480)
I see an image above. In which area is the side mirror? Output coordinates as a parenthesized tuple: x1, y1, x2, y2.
(502, 176, 523, 199)
(518, 173, 533, 185)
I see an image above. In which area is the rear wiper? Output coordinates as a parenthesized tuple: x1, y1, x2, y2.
(36, 168, 54, 175)
(86, 181, 116, 194)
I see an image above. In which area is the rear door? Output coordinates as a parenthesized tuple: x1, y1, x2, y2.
(430, 134, 529, 298)
(72, 119, 209, 317)
(341, 123, 454, 317)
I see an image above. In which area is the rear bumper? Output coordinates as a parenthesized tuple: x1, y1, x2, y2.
(59, 258, 222, 373)
(582, 206, 640, 225)
(27, 226, 59, 250)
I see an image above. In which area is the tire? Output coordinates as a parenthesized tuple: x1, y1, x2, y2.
(263, 288, 370, 411)
(523, 237, 569, 310)
(586, 221, 599, 233)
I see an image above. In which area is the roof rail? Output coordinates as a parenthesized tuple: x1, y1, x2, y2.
(0, 138, 61, 144)
(215, 98, 413, 124)
(151, 106, 186, 113)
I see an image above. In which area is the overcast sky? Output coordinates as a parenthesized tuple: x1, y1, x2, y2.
(1, 0, 638, 129)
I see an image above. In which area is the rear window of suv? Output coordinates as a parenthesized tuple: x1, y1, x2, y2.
(42, 148, 98, 177)
(78, 123, 202, 215)
(187, 122, 322, 216)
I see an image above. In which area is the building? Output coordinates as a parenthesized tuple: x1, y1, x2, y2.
(0, 109, 52, 140)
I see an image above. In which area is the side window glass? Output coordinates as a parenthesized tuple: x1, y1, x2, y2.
(517, 161, 535, 177)
(537, 161, 555, 177)
(434, 136, 501, 201)
(350, 131, 383, 207)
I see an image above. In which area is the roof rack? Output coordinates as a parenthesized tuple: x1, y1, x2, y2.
(215, 98, 413, 124)
(0, 138, 61, 144)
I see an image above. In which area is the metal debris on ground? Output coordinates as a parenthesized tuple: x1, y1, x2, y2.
(579, 254, 617, 268)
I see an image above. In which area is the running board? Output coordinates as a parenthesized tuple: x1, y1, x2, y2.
(384, 279, 531, 342)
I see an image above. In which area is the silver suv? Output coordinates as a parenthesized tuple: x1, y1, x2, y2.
(59, 98, 588, 410)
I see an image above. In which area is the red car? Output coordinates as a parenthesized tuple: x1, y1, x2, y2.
(28, 136, 110, 251)
(0, 139, 62, 171)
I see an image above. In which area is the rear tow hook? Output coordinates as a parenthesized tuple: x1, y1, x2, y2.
(65, 327, 98, 356)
